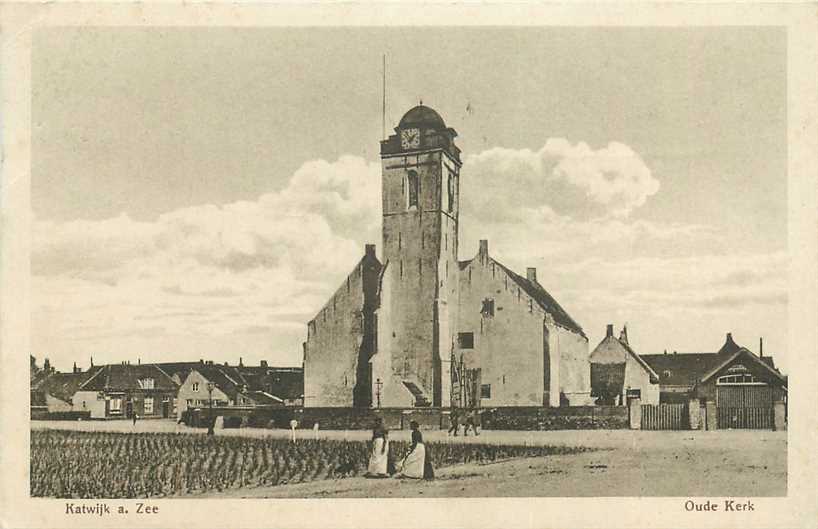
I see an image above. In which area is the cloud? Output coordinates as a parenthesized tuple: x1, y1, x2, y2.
(32, 155, 382, 361)
(463, 139, 659, 220)
(31, 143, 787, 371)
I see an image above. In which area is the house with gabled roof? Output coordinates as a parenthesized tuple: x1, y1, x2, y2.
(590, 324, 659, 405)
(72, 362, 179, 419)
(30, 363, 101, 416)
(176, 361, 294, 418)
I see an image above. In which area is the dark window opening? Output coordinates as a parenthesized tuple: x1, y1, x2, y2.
(448, 173, 455, 212)
(481, 384, 491, 399)
(407, 170, 419, 208)
(458, 332, 474, 349)
(481, 298, 495, 317)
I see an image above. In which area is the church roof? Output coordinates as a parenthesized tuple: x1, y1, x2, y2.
(398, 105, 446, 130)
(493, 260, 586, 338)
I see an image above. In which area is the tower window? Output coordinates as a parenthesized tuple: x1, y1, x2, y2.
(481, 298, 495, 317)
(448, 173, 455, 212)
(407, 170, 419, 209)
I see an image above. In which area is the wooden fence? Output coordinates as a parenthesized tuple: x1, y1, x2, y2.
(716, 406, 773, 429)
(641, 403, 687, 430)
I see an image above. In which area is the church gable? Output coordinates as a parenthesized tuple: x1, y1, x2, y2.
(303, 244, 381, 407)
(458, 240, 585, 338)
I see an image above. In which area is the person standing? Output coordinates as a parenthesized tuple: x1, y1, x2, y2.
(289, 418, 299, 442)
(132, 413, 138, 426)
(366, 418, 389, 478)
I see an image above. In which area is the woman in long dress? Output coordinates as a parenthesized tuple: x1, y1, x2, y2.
(397, 421, 426, 479)
(366, 418, 389, 478)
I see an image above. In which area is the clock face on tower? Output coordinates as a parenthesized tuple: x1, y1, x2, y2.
(400, 128, 421, 150)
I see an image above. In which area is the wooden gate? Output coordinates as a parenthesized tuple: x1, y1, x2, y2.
(716, 386, 774, 429)
(716, 407, 773, 429)
(641, 403, 687, 430)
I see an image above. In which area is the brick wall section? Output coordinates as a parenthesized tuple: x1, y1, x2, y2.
(479, 406, 628, 430)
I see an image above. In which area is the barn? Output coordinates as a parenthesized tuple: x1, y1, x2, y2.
(640, 333, 787, 430)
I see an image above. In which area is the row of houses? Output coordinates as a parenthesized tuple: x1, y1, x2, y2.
(31, 358, 303, 420)
(589, 325, 787, 427)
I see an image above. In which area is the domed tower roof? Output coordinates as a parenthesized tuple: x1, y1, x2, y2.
(398, 105, 446, 130)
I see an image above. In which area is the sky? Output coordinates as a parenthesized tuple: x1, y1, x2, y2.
(31, 27, 788, 372)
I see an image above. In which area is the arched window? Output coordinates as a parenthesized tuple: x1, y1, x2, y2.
(407, 170, 419, 209)
(716, 373, 764, 385)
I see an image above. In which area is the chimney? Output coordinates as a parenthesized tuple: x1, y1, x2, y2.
(606, 324, 614, 338)
(365, 244, 376, 259)
(72, 362, 79, 374)
(663, 349, 667, 355)
(239, 357, 244, 367)
(199, 359, 204, 364)
(759, 337, 763, 357)
(478, 240, 489, 262)
(90, 356, 94, 368)
(673, 350, 678, 355)
(137, 358, 141, 365)
(619, 325, 629, 345)
(526, 267, 537, 284)
(260, 360, 268, 368)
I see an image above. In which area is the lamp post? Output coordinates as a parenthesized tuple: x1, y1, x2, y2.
(375, 378, 383, 408)
(206, 382, 215, 435)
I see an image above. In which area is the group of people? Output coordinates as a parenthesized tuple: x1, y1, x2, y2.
(365, 419, 433, 480)
(447, 408, 481, 436)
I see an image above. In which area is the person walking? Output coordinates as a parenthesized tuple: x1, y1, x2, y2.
(447, 409, 460, 436)
(463, 409, 479, 436)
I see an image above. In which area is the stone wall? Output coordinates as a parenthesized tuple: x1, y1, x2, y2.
(303, 248, 380, 407)
(248, 406, 628, 431)
(551, 323, 592, 405)
(457, 247, 591, 407)
(249, 407, 445, 431)
(479, 406, 628, 430)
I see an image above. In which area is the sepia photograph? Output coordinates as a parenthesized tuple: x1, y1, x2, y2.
(26, 24, 792, 500)
(2, 3, 817, 528)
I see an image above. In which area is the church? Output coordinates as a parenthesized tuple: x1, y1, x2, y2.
(302, 105, 592, 408)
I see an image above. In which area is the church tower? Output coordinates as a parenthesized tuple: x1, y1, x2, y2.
(378, 105, 461, 407)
